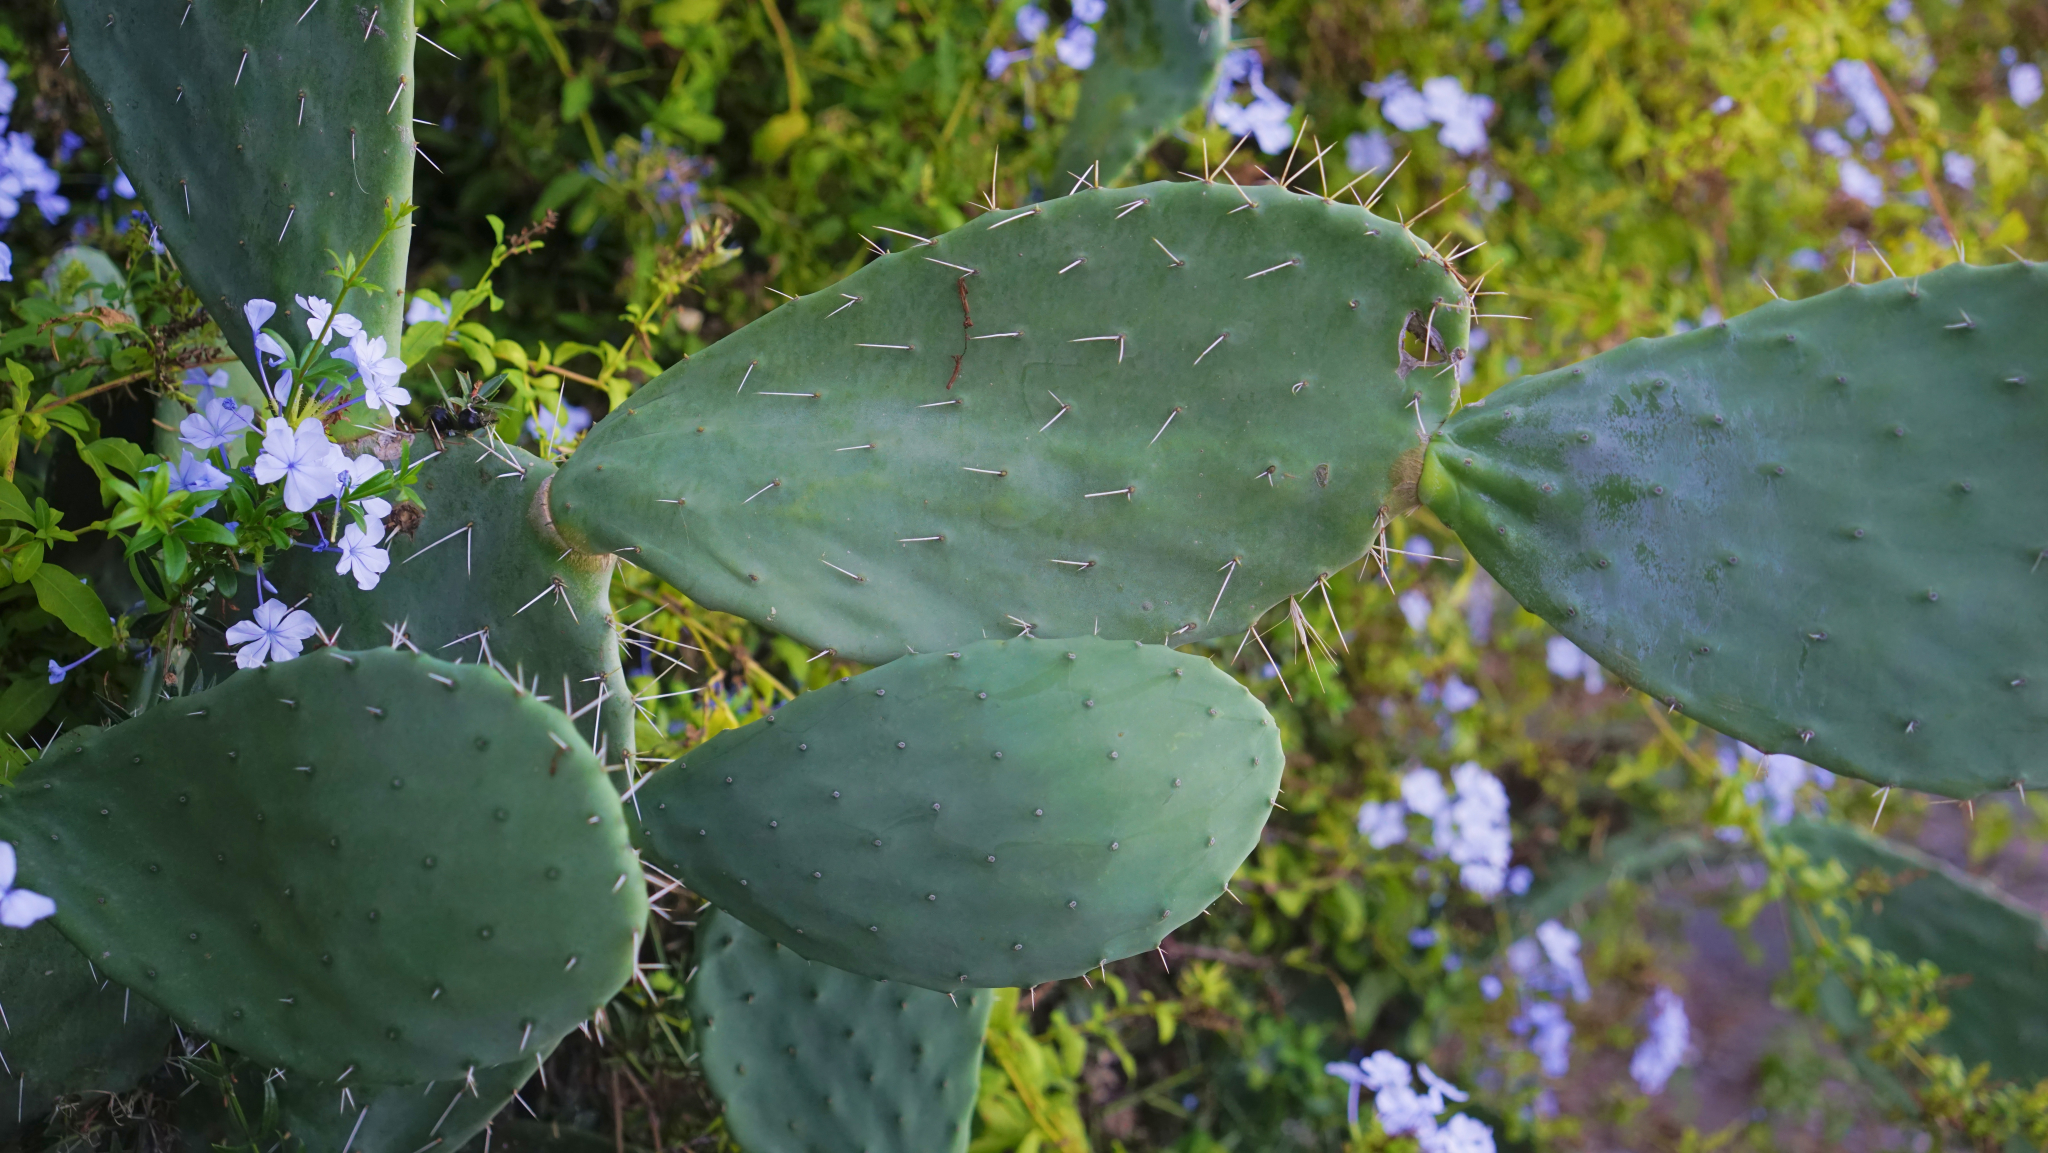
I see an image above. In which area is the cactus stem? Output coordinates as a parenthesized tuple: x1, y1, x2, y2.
(1244, 259, 1300, 279)
(820, 559, 866, 583)
(1116, 198, 1148, 218)
(1193, 332, 1228, 364)
(828, 294, 861, 316)
(1150, 238, 1184, 267)
(855, 343, 914, 351)
(742, 479, 781, 503)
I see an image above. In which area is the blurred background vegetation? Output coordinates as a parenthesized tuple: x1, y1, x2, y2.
(2, 0, 2046, 1147)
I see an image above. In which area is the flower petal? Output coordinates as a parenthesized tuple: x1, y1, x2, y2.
(0, 888, 56, 928)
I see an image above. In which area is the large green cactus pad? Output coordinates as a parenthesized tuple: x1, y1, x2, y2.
(1420, 262, 2048, 797)
(0, 650, 643, 1083)
(0, 922, 174, 1143)
(1054, 0, 1227, 186)
(269, 434, 631, 761)
(61, 0, 415, 372)
(1778, 819, 2048, 1082)
(688, 908, 990, 1153)
(636, 636, 1281, 991)
(553, 180, 1465, 664)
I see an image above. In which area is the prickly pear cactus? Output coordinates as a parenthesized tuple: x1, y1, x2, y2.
(1421, 262, 2048, 797)
(689, 908, 991, 1153)
(184, 1046, 555, 1153)
(0, 650, 644, 1083)
(1778, 819, 2048, 1082)
(60, 0, 415, 371)
(1054, 0, 1228, 186)
(551, 180, 1466, 664)
(635, 636, 1282, 990)
(268, 433, 632, 761)
(0, 921, 175, 1143)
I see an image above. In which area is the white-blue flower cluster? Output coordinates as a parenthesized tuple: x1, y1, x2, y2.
(1356, 763, 1515, 897)
(1543, 635, 1606, 693)
(1716, 741, 1833, 830)
(1324, 1051, 1495, 1152)
(1, 76, 70, 284)
(0, 842, 56, 929)
(1629, 986, 1691, 1094)
(1210, 50, 1295, 154)
(1504, 920, 1587, 1077)
(1366, 73, 1495, 157)
(2005, 50, 2042, 108)
(987, 0, 1103, 80)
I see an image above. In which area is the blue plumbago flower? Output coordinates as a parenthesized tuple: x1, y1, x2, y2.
(1506, 864, 1532, 895)
(46, 647, 100, 685)
(1943, 150, 1976, 189)
(339, 454, 393, 521)
(1054, 21, 1095, 68)
(1409, 927, 1437, 948)
(530, 403, 593, 452)
(1441, 762, 1510, 896)
(165, 449, 233, 514)
(1072, 0, 1106, 22)
(112, 169, 136, 198)
(296, 294, 364, 345)
(1513, 1000, 1573, 1077)
(1479, 974, 1504, 1000)
(1345, 130, 1392, 174)
(1630, 986, 1691, 1094)
(1211, 50, 1294, 154)
(1325, 1051, 1494, 1150)
(183, 367, 230, 405)
(1829, 60, 1893, 135)
(1440, 674, 1480, 713)
(347, 332, 409, 413)
(333, 519, 390, 591)
(1710, 94, 1736, 114)
(1356, 798, 1408, 848)
(2013, 62, 2044, 107)
(225, 598, 321, 668)
(253, 417, 346, 513)
(1365, 73, 1495, 156)
(0, 132, 69, 223)
(986, 47, 1031, 79)
(243, 297, 278, 339)
(405, 293, 451, 326)
(1837, 158, 1884, 206)
(1543, 635, 1606, 693)
(0, 241, 11, 283)
(1016, 4, 1050, 42)
(179, 397, 255, 451)
(1398, 588, 1431, 631)
(0, 843, 57, 929)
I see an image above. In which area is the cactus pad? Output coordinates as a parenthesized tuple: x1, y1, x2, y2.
(1420, 262, 2048, 797)
(0, 922, 174, 1142)
(552, 180, 1466, 664)
(636, 636, 1281, 990)
(688, 907, 990, 1153)
(0, 650, 644, 1082)
(269, 433, 631, 761)
(1054, 0, 1228, 186)
(1778, 819, 2048, 1082)
(60, 0, 415, 371)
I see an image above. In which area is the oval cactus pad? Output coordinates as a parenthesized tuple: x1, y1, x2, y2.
(636, 636, 1282, 990)
(552, 180, 1466, 664)
(0, 650, 645, 1082)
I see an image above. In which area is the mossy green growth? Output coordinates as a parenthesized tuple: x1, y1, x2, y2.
(268, 433, 631, 761)
(1421, 261, 2048, 797)
(0, 922, 175, 1144)
(59, 0, 415, 372)
(635, 636, 1281, 991)
(1054, 0, 1228, 186)
(688, 908, 990, 1153)
(1778, 819, 2048, 1083)
(0, 650, 644, 1083)
(552, 180, 1466, 665)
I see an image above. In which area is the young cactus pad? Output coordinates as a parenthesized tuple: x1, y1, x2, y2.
(61, 0, 415, 371)
(0, 650, 645, 1083)
(635, 636, 1282, 991)
(269, 433, 631, 760)
(688, 908, 991, 1153)
(550, 180, 1467, 665)
(1420, 261, 2048, 797)
(1054, 0, 1228, 186)
(0, 921, 174, 1142)
(1778, 819, 2048, 1082)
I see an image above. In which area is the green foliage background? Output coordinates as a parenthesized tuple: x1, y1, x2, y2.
(1, 0, 2045, 1148)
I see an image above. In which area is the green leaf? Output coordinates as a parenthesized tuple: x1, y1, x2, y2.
(0, 678, 61, 740)
(81, 436, 147, 480)
(400, 321, 450, 367)
(29, 564, 115, 648)
(178, 517, 239, 547)
(9, 539, 45, 582)
(0, 477, 31, 522)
